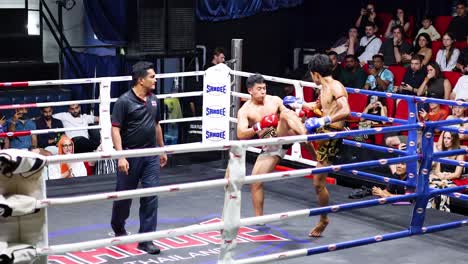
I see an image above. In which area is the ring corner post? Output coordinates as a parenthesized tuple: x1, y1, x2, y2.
(230, 39, 243, 141)
(99, 78, 113, 152)
(406, 100, 419, 189)
(218, 143, 246, 264)
(409, 124, 434, 234)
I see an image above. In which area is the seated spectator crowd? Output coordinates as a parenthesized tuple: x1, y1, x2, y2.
(0, 104, 101, 179)
(324, 1, 468, 210)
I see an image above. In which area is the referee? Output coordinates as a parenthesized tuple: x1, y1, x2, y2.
(110, 61, 167, 255)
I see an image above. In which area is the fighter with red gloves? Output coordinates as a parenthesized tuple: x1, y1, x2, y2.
(235, 74, 309, 217)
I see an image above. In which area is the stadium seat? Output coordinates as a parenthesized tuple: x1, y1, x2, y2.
(442, 71, 462, 88)
(377, 12, 392, 36)
(431, 41, 443, 60)
(434, 16, 453, 35)
(455, 41, 468, 50)
(388, 65, 406, 86)
(386, 97, 396, 118)
(346, 93, 369, 129)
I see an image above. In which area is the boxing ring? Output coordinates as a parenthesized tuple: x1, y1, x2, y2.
(0, 63, 468, 264)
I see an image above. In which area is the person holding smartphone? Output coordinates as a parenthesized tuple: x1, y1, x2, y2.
(395, 55, 427, 95)
(364, 54, 394, 92)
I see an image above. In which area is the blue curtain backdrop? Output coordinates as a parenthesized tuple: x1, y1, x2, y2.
(82, 0, 304, 43)
(83, 0, 127, 44)
(196, 0, 303, 21)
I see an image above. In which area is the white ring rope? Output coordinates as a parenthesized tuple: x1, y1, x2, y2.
(3, 66, 446, 264)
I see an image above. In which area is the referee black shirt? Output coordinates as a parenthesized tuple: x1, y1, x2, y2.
(112, 89, 161, 149)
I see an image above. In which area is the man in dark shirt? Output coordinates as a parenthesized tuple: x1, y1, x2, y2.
(372, 162, 407, 197)
(111, 61, 168, 255)
(456, 37, 468, 74)
(203, 47, 225, 70)
(447, 1, 468, 43)
(395, 55, 427, 95)
(35, 106, 63, 154)
(379, 25, 412, 65)
(327, 51, 342, 80)
(338, 54, 367, 89)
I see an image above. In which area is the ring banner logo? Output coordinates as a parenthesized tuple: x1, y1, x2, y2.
(205, 129, 226, 141)
(206, 106, 226, 118)
(203, 64, 231, 143)
(206, 84, 227, 95)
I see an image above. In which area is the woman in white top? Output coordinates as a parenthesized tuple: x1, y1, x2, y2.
(436, 33, 460, 71)
(58, 135, 87, 178)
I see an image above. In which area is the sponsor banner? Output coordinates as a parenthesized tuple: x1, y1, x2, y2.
(48, 218, 289, 264)
(202, 64, 231, 143)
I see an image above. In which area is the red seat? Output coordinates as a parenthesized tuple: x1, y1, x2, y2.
(394, 100, 409, 135)
(395, 99, 409, 120)
(362, 63, 369, 75)
(388, 65, 406, 86)
(386, 97, 396, 118)
(377, 12, 392, 36)
(442, 71, 462, 88)
(346, 93, 369, 128)
(434, 16, 453, 35)
(455, 41, 468, 50)
(303, 86, 315, 103)
(431, 40, 443, 61)
(407, 16, 415, 38)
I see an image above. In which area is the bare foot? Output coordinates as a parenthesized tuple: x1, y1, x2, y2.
(308, 218, 329, 237)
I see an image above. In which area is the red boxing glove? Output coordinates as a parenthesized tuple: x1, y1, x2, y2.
(299, 107, 314, 118)
(253, 114, 279, 132)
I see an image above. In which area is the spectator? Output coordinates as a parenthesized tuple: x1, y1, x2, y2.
(329, 27, 359, 62)
(413, 33, 433, 66)
(364, 54, 394, 92)
(451, 74, 468, 100)
(357, 22, 382, 64)
(396, 55, 427, 95)
(0, 113, 6, 149)
(338, 54, 367, 89)
(415, 15, 441, 41)
(35, 106, 63, 154)
(57, 135, 87, 178)
(359, 96, 388, 143)
(5, 108, 37, 150)
(327, 51, 342, 80)
(446, 1, 468, 43)
(204, 47, 225, 70)
(355, 2, 380, 35)
(384, 8, 411, 38)
(436, 99, 467, 149)
(53, 104, 99, 153)
(419, 103, 449, 122)
(436, 33, 461, 71)
(361, 96, 388, 125)
(429, 131, 464, 212)
(372, 162, 407, 198)
(455, 36, 468, 73)
(379, 25, 413, 65)
(416, 61, 452, 100)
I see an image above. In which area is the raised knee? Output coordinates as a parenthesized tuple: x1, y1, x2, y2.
(251, 183, 263, 192)
(314, 183, 326, 194)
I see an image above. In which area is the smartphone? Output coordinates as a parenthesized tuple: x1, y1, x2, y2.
(368, 61, 374, 69)
(401, 82, 407, 87)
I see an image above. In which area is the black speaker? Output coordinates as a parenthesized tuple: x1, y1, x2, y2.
(132, 0, 195, 55)
(137, 0, 166, 53)
(167, 0, 195, 52)
(0, 9, 27, 35)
